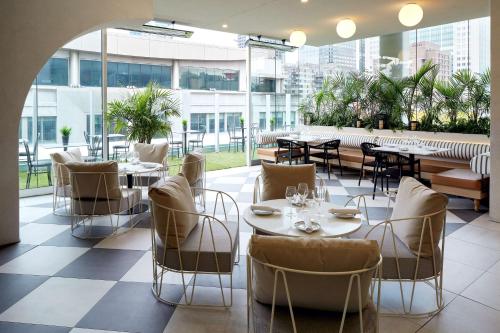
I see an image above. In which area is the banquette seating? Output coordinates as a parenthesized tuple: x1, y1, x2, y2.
(256, 130, 489, 180)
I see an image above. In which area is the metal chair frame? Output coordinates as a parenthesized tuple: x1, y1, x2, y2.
(351, 190, 447, 317)
(69, 170, 142, 239)
(275, 139, 306, 165)
(309, 139, 343, 179)
(188, 129, 206, 151)
(23, 138, 52, 189)
(247, 252, 383, 333)
(228, 125, 244, 152)
(149, 188, 240, 307)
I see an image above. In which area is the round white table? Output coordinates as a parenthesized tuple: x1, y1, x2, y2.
(118, 162, 163, 188)
(243, 199, 363, 238)
(118, 162, 163, 214)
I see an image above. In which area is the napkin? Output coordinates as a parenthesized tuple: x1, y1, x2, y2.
(329, 207, 361, 215)
(250, 205, 281, 213)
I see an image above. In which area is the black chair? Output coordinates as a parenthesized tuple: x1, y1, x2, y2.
(276, 139, 306, 165)
(188, 127, 206, 151)
(372, 151, 422, 198)
(168, 131, 183, 158)
(358, 142, 380, 186)
(227, 125, 244, 152)
(308, 139, 342, 179)
(23, 136, 52, 189)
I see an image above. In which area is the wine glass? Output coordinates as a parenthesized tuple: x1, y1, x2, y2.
(285, 186, 297, 217)
(297, 183, 309, 206)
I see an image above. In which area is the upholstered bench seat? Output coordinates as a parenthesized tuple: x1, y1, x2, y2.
(431, 169, 489, 211)
(156, 221, 239, 273)
(257, 147, 303, 161)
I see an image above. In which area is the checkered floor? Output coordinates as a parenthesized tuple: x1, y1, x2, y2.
(0, 165, 490, 333)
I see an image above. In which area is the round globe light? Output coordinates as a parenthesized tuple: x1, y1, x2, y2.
(289, 30, 307, 47)
(336, 19, 356, 39)
(398, 3, 423, 27)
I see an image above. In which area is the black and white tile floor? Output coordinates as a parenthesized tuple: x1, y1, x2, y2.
(0, 165, 498, 333)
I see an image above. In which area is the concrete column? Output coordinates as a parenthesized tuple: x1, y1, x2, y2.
(214, 93, 220, 152)
(172, 60, 180, 89)
(69, 50, 79, 87)
(379, 32, 404, 78)
(490, 1, 500, 221)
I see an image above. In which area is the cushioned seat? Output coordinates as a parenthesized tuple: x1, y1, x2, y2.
(432, 168, 487, 190)
(432, 168, 489, 211)
(260, 163, 316, 201)
(155, 220, 239, 273)
(252, 301, 377, 333)
(72, 188, 141, 215)
(134, 142, 169, 164)
(348, 226, 441, 280)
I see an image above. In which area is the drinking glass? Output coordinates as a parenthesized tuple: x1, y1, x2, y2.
(297, 183, 309, 206)
(285, 186, 297, 217)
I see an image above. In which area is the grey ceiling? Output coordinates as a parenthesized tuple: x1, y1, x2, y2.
(153, 0, 490, 45)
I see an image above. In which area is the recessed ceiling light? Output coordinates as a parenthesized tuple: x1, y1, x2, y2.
(222, 23, 228, 28)
(399, 3, 423, 27)
(301, 0, 309, 3)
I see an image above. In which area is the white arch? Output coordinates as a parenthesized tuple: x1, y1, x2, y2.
(0, 0, 154, 245)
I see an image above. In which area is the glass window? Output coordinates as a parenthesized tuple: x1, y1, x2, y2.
(38, 117, 57, 143)
(208, 114, 215, 133)
(116, 62, 129, 87)
(86, 114, 103, 136)
(219, 113, 225, 132)
(259, 112, 266, 130)
(140, 64, 152, 87)
(37, 58, 68, 86)
(190, 113, 207, 131)
(251, 78, 276, 92)
(179, 66, 240, 91)
(128, 64, 141, 87)
(80, 60, 102, 87)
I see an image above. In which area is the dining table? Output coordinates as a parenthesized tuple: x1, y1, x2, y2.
(276, 135, 326, 164)
(243, 199, 363, 238)
(371, 144, 451, 177)
(174, 130, 202, 155)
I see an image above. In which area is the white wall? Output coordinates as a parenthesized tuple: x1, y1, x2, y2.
(0, 0, 154, 246)
(490, 1, 500, 221)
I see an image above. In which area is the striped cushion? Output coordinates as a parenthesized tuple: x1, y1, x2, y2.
(337, 134, 377, 149)
(255, 131, 300, 145)
(375, 136, 405, 146)
(470, 152, 490, 175)
(420, 140, 490, 160)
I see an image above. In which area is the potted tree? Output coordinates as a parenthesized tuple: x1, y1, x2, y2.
(270, 117, 276, 131)
(182, 119, 188, 132)
(106, 82, 180, 144)
(60, 126, 72, 151)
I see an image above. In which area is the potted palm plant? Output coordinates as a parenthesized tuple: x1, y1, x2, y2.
(60, 126, 72, 151)
(182, 119, 188, 132)
(270, 117, 276, 131)
(106, 82, 180, 144)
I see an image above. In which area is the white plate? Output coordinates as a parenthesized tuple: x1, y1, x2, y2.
(141, 162, 158, 169)
(294, 220, 321, 233)
(252, 210, 274, 216)
(334, 213, 357, 219)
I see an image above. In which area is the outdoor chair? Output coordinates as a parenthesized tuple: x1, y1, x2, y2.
(276, 138, 306, 164)
(112, 140, 130, 160)
(228, 125, 244, 152)
(372, 152, 421, 198)
(358, 142, 380, 186)
(133, 142, 169, 186)
(23, 136, 52, 189)
(348, 176, 448, 317)
(50, 148, 84, 216)
(65, 161, 141, 238)
(149, 175, 240, 307)
(168, 131, 183, 158)
(309, 139, 343, 179)
(84, 131, 102, 161)
(247, 235, 382, 333)
(188, 128, 206, 151)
